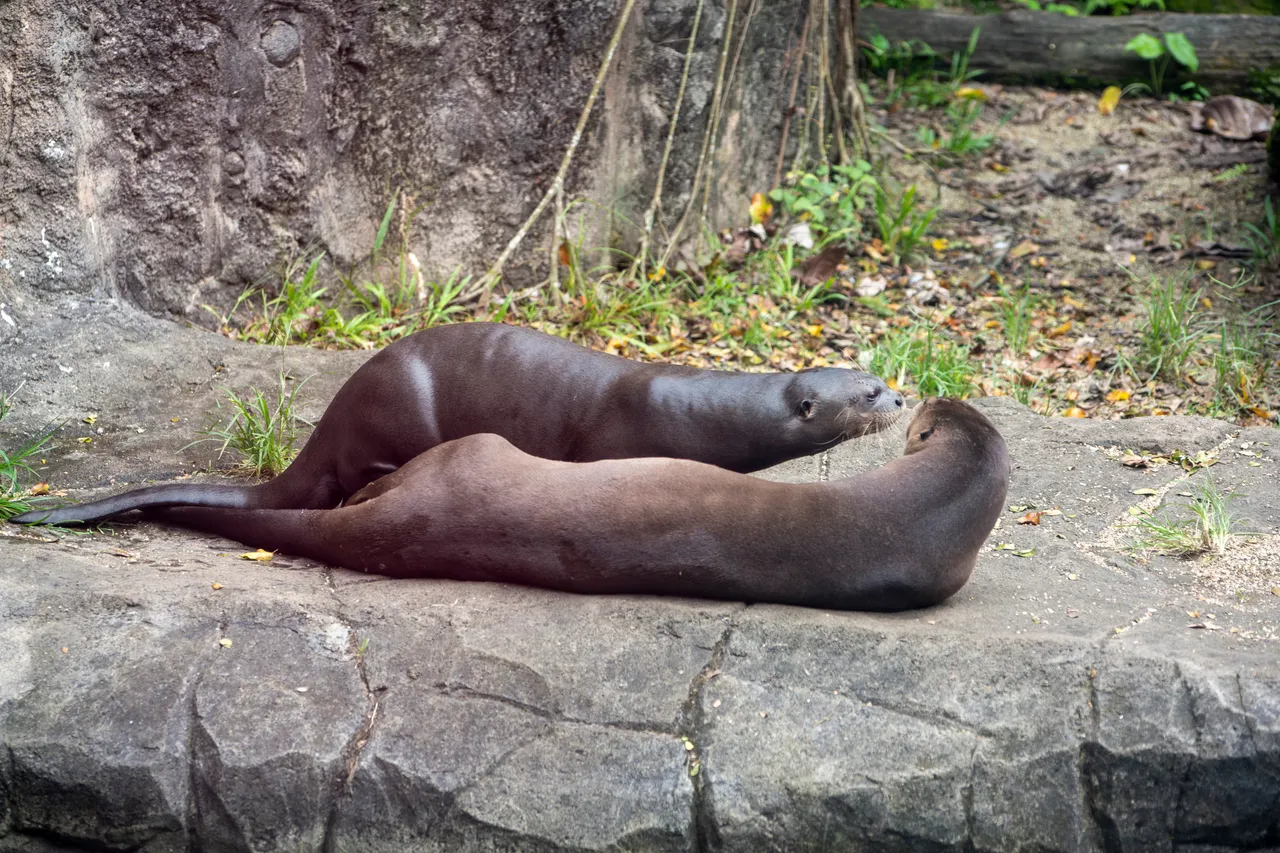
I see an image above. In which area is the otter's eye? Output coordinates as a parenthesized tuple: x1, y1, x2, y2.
(866, 388, 881, 403)
(918, 426, 935, 441)
(798, 399, 815, 419)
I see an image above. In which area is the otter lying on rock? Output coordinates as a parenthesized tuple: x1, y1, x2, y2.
(152, 398, 1009, 612)
(12, 322, 903, 526)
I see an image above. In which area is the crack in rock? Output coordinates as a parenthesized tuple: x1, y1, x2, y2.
(681, 622, 732, 853)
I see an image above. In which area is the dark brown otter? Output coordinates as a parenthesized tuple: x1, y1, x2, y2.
(12, 323, 903, 526)
(152, 398, 1008, 612)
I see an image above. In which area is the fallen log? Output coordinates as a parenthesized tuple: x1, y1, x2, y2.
(861, 7, 1280, 93)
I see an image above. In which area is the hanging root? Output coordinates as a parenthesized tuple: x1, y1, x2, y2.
(467, 0, 639, 303)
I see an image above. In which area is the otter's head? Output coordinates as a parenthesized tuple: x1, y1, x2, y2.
(903, 397, 1007, 461)
(784, 368, 905, 445)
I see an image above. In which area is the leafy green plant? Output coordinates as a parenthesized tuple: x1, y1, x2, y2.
(861, 34, 938, 79)
(1135, 276, 1207, 382)
(948, 26, 983, 90)
(0, 388, 59, 522)
(1124, 32, 1198, 99)
(1086, 0, 1163, 13)
(1243, 197, 1280, 265)
(1013, 0, 1164, 11)
(264, 253, 328, 346)
(419, 270, 472, 329)
(873, 183, 937, 264)
(199, 375, 307, 477)
(866, 27, 981, 109)
(768, 160, 877, 247)
(868, 325, 976, 398)
(760, 244, 839, 314)
(1010, 0, 1080, 15)
(916, 99, 1001, 158)
(1246, 66, 1280, 105)
(1133, 478, 1242, 557)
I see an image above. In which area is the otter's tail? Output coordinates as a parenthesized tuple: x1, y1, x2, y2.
(7, 455, 346, 526)
(9, 483, 260, 526)
(151, 506, 345, 569)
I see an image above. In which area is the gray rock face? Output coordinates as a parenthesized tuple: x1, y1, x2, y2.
(1, 306, 1278, 851)
(0, 0, 798, 320)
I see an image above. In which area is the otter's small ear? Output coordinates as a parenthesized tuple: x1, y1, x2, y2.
(918, 426, 935, 441)
(798, 399, 815, 419)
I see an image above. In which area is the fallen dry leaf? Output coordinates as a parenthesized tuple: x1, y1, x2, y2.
(1063, 406, 1088, 419)
(1017, 511, 1044, 525)
(1009, 240, 1039, 259)
(240, 549, 274, 562)
(1045, 320, 1073, 339)
(1097, 86, 1121, 116)
(749, 192, 773, 225)
(795, 245, 846, 287)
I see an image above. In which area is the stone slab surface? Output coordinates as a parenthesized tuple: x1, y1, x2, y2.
(1, 301, 1278, 852)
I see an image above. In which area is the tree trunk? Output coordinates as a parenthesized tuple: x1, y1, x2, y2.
(861, 8, 1280, 94)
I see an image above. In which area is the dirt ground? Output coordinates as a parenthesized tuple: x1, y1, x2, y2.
(870, 82, 1276, 422)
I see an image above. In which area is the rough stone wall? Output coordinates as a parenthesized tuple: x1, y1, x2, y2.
(0, 0, 802, 321)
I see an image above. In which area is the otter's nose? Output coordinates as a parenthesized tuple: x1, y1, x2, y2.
(892, 392, 905, 408)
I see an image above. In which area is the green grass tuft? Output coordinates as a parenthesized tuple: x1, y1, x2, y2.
(0, 388, 59, 522)
(1133, 478, 1244, 557)
(868, 324, 976, 398)
(199, 374, 307, 477)
(1135, 276, 1207, 383)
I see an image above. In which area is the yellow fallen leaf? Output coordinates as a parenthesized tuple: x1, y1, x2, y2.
(1200, 296, 1212, 309)
(749, 192, 773, 225)
(1098, 85, 1122, 116)
(1195, 259, 1216, 270)
(28, 482, 50, 496)
(1063, 406, 1088, 419)
(1106, 389, 1130, 402)
(211, 582, 223, 590)
(170, 416, 181, 423)
(649, 265, 666, 281)
(932, 238, 950, 252)
(806, 324, 823, 337)
(77, 437, 92, 444)
(1063, 295, 1086, 309)
(955, 86, 986, 101)
(219, 638, 233, 648)
(1046, 320, 1073, 338)
(240, 549, 275, 562)
(989, 162, 1009, 173)
(83, 415, 97, 425)
(1017, 511, 1044, 525)
(1009, 240, 1039, 258)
